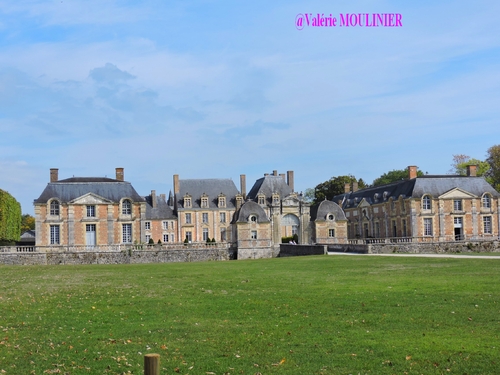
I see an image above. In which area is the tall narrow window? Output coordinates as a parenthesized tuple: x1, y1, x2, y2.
(162, 221, 168, 230)
(145, 222, 151, 230)
(201, 196, 209, 208)
(203, 228, 209, 241)
(251, 230, 257, 239)
(122, 224, 132, 243)
(422, 195, 431, 210)
(375, 222, 380, 238)
(50, 200, 60, 215)
(163, 234, 169, 243)
(220, 227, 226, 242)
(185, 213, 191, 224)
(483, 194, 492, 209)
(202, 213, 209, 223)
(453, 199, 462, 211)
(424, 218, 433, 236)
(86, 205, 95, 217)
(329, 229, 335, 238)
(402, 219, 407, 237)
(86, 224, 96, 246)
(50, 225, 60, 244)
(483, 216, 492, 234)
(220, 212, 226, 223)
(122, 200, 132, 215)
(185, 231, 192, 242)
(218, 196, 226, 208)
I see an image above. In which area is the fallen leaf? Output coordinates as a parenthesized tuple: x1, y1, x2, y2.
(406, 355, 412, 360)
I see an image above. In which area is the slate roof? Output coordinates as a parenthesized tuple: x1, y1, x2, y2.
(333, 175, 500, 209)
(144, 194, 176, 220)
(233, 201, 270, 223)
(34, 178, 145, 204)
(310, 200, 347, 221)
(247, 175, 293, 201)
(176, 179, 240, 209)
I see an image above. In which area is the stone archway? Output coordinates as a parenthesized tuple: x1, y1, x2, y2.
(281, 214, 300, 239)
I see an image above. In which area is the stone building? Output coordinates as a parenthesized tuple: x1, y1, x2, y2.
(170, 175, 241, 244)
(309, 200, 348, 244)
(333, 166, 500, 242)
(143, 190, 177, 244)
(34, 168, 145, 246)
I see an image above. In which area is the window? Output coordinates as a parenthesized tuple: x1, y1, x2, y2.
(184, 197, 192, 208)
(453, 199, 462, 211)
(375, 222, 380, 238)
(392, 220, 397, 237)
(171, 234, 174, 242)
(50, 225, 60, 244)
(364, 223, 369, 238)
(86, 224, 96, 246)
(145, 234, 151, 243)
(185, 231, 192, 242)
(483, 194, 491, 209)
(122, 200, 132, 215)
(272, 194, 280, 205)
(422, 195, 431, 210)
(483, 216, 492, 234)
(122, 224, 132, 243)
(201, 196, 209, 208)
(329, 229, 335, 238)
(163, 234, 169, 243)
(249, 215, 257, 222)
(203, 228, 209, 241)
(251, 230, 257, 239)
(220, 212, 226, 223)
(145, 221, 151, 230)
(424, 218, 433, 236)
(162, 221, 168, 230)
(220, 228, 226, 242)
(86, 205, 95, 217)
(218, 196, 226, 208)
(202, 213, 209, 223)
(185, 213, 191, 224)
(50, 200, 60, 215)
(327, 214, 334, 221)
(258, 195, 265, 205)
(402, 219, 407, 237)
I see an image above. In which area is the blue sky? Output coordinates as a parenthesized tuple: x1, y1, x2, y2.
(1, 0, 499, 214)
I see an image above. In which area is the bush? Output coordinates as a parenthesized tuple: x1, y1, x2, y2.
(148, 238, 154, 245)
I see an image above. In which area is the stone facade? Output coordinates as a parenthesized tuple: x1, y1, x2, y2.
(334, 166, 500, 242)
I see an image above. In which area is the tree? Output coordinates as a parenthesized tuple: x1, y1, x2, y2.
(450, 154, 490, 177)
(303, 188, 315, 203)
(486, 145, 500, 191)
(0, 189, 22, 245)
(312, 175, 366, 204)
(21, 214, 35, 233)
(372, 168, 424, 187)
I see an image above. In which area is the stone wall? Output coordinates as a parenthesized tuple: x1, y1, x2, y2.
(279, 244, 327, 257)
(327, 240, 500, 254)
(0, 248, 236, 266)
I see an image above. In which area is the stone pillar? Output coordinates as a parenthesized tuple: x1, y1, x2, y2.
(68, 206, 75, 246)
(107, 205, 114, 244)
(439, 200, 445, 241)
(472, 199, 478, 239)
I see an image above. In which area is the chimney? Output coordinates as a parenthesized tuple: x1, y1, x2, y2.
(273, 170, 278, 176)
(344, 183, 350, 193)
(408, 166, 417, 179)
(352, 181, 358, 192)
(160, 193, 166, 201)
(286, 171, 294, 192)
(173, 174, 180, 195)
(279, 173, 286, 181)
(151, 190, 157, 208)
(264, 173, 269, 177)
(50, 168, 59, 183)
(467, 165, 477, 177)
(115, 167, 124, 181)
(240, 174, 246, 199)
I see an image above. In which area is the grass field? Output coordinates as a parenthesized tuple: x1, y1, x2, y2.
(1, 256, 499, 374)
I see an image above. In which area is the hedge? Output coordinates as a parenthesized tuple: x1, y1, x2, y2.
(0, 189, 22, 244)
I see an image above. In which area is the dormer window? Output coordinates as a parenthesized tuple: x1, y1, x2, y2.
(122, 199, 132, 215)
(184, 194, 192, 208)
(236, 194, 244, 209)
(373, 193, 379, 202)
(201, 194, 209, 208)
(218, 194, 226, 208)
(383, 192, 389, 200)
(50, 200, 60, 216)
(258, 194, 265, 205)
(272, 193, 280, 205)
(249, 215, 257, 222)
(327, 214, 335, 221)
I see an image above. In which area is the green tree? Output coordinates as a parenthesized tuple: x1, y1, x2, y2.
(21, 214, 35, 233)
(372, 168, 424, 187)
(486, 145, 500, 191)
(450, 154, 490, 177)
(303, 188, 315, 203)
(312, 175, 366, 204)
(0, 189, 22, 245)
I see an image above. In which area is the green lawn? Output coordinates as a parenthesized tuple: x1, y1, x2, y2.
(1, 256, 499, 374)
